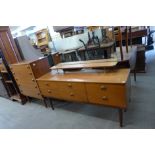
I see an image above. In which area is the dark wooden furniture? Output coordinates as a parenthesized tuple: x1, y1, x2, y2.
(115, 27, 148, 45)
(52, 52, 61, 65)
(116, 46, 137, 81)
(78, 41, 115, 60)
(37, 68, 130, 127)
(0, 26, 22, 64)
(136, 45, 146, 72)
(0, 26, 26, 102)
(10, 57, 51, 107)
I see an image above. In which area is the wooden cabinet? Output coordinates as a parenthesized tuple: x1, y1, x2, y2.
(0, 26, 22, 64)
(10, 57, 50, 99)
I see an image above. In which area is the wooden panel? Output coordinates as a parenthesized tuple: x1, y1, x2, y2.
(20, 87, 42, 99)
(30, 57, 50, 78)
(52, 53, 61, 65)
(86, 83, 127, 108)
(51, 59, 117, 70)
(0, 26, 22, 64)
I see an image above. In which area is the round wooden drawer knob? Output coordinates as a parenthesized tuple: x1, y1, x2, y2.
(102, 96, 108, 100)
(27, 66, 30, 69)
(48, 90, 51, 93)
(32, 79, 35, 82)
(68, 83, 72, 87)
(100, 85, 107, 90)
(29, 72, 32, 75)
(70, 93, 74, 96)
(45, 83, 49, 86)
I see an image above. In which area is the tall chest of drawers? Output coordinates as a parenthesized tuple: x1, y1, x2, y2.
(10, 57, 50, 99)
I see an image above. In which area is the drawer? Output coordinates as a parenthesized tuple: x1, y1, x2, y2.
(86, 83, 127, 108)
(38, 81, 84, 92)
(20, 87, 42, 99)
(38, 81, 87, 102)
(18, 82, 39, 91)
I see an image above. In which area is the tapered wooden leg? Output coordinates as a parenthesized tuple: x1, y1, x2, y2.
(49, 98, 54, 110)
(118, 109, 123, 127)
(43, 98, 48, 108)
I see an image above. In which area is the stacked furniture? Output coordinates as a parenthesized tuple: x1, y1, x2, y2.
(136, 45, 146, 72)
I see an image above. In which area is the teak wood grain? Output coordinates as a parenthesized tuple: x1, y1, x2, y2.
(10, 57, 50, 99)
(51, 59, 118, 70)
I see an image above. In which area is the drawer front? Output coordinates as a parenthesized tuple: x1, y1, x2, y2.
(38, 81, 87, 102)
(17, 81, 42, 99)
(86, 83, 127, 108)
(20, 88, 42, 99)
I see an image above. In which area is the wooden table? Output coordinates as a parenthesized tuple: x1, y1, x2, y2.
(78, 41, 115, 59)
(37, 68, 130, 127)
(115, 28, 148, 45)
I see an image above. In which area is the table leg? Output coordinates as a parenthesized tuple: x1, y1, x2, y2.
(118, 109, 123, 127)
(49, 98, 54, 110)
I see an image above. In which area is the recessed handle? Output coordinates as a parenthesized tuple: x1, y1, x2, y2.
(102, 96, 108, 100)
(27, 65, 30, 69)
(45, 83, 49, 86)
(29, 72, 32, 75)
(100, 85, 107, 90)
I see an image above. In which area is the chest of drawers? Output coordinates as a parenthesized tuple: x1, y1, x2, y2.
(10, 57, 50, 99)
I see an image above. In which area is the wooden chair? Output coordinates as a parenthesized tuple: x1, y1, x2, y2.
(115, 26, 137, 81)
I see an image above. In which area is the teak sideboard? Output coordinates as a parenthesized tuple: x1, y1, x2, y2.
(37, 68, 131, 127)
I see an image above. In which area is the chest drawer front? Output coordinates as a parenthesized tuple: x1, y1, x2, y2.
(86, 83, 127, 108)
(21, 88, 42, 99)
(38, 81, 88, 102)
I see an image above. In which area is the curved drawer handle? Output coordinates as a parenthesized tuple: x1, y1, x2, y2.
(102, 96, 108, 100)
